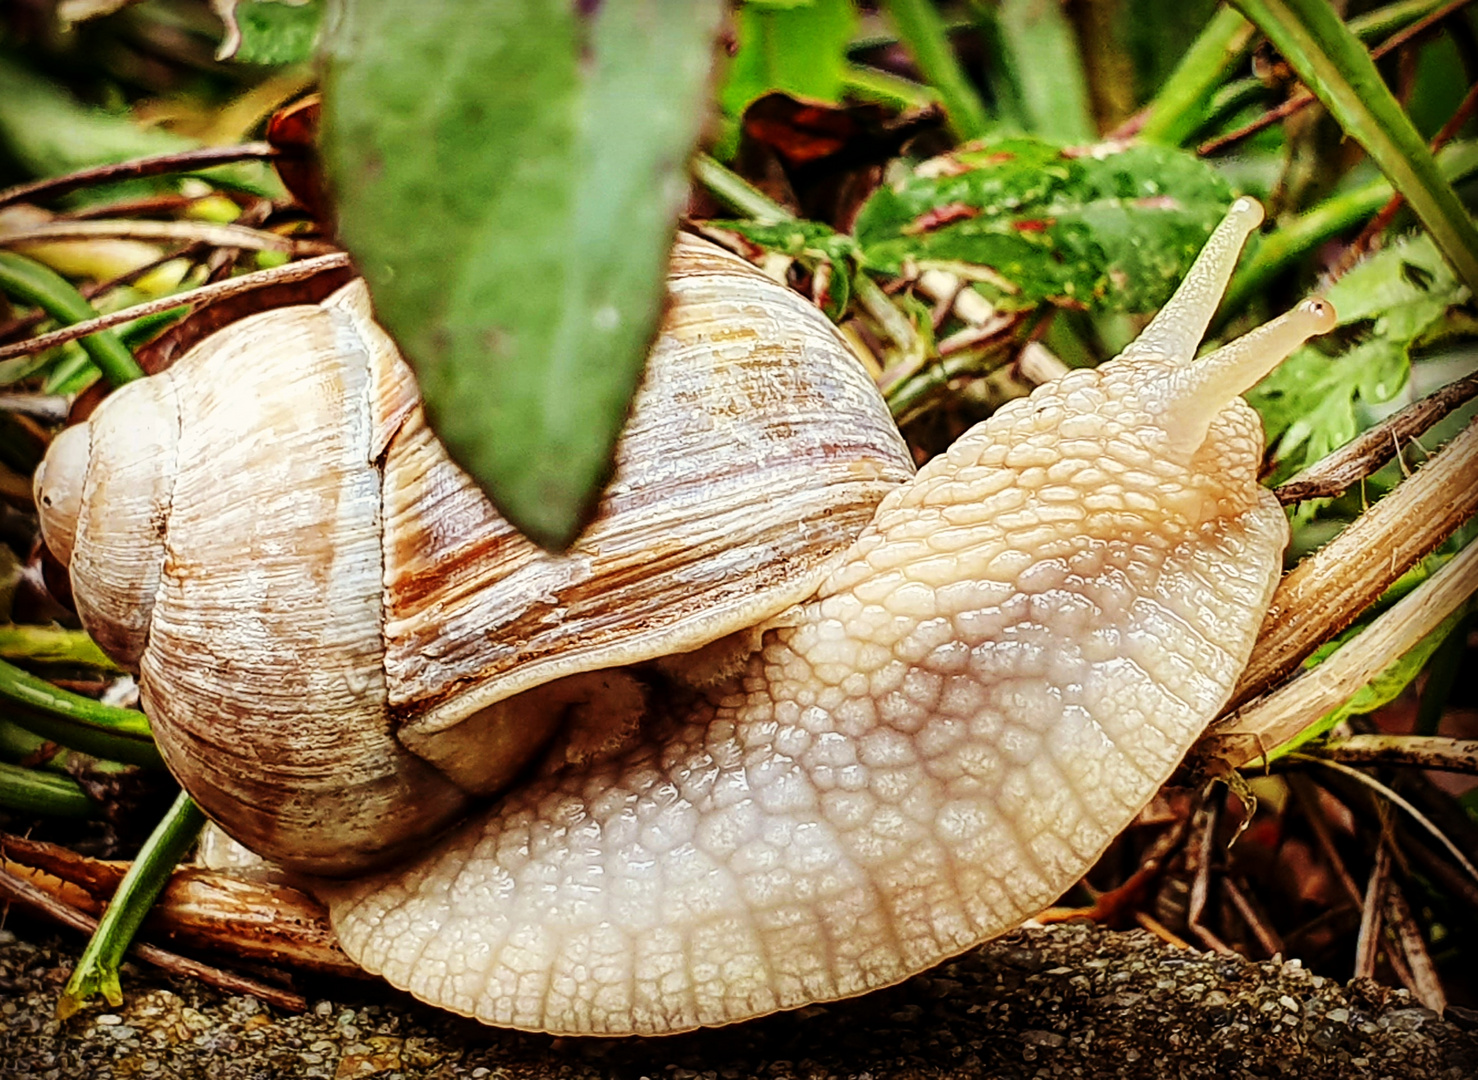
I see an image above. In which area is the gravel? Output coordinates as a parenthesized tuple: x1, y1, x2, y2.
(1, 920, 1474, 1079)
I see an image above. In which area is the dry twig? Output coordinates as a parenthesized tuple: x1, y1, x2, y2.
(0, 219, 332, 256)
(1384, 879, 1446, 1012)
(0, 862, 308, 1012)
(0, 144, 280, 212)
(1315, 735, 1478, 774)
(1293, 757, 1478, 889)
(0, 834, 357, 979)
(1274, 372, 1478, 505)
(1354, 841, 1391, 980)
(1203, 538, 1478, 767)
(1223, 876, 1285, 958)
(1186, 798, 1234, 954)
(0, 253, 352, 362)
(1229, 417, 1478, 708)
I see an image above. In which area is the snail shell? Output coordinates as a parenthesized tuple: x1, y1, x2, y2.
(35, 235, 915, 874)
(36, 200, 1337, 1035)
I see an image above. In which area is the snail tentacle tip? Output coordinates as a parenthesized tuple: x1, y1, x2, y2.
(1119, 196, 1267, 366)
(1150, 293, 1337, 459)
(1299, 296, 1338, 333)
(1228, 195, 1265, 228)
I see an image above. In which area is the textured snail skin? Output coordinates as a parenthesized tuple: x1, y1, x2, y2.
(321, 199, 1337, 1035)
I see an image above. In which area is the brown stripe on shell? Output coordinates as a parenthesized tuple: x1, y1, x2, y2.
(140, 300, 469, 875)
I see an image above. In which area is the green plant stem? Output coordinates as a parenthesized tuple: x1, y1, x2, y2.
(44, 346, 100, 396)
(886, 342, 1013, 423)
(0, 625, 123, 670)
(1346, 0, 1452, 42)
(0, 716, 66, 767)
(1231, 0, 1478, 295)
(0, 252, 144, 386)
(880, 0, 991, 140)
(690, 153, 791, 223)
(116, 304, 190, 348)
(0, 758, 92, 816)
(1219, 140, 1478, 319)
(841, 63, 938, 111)
(854, 273, 921, 355)
(1139, 6, 1257, 146)
(58, 790, 206, 1018)
(0, 657, 162, 768)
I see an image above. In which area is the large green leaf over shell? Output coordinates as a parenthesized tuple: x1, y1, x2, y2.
(321, 0, 724, 549)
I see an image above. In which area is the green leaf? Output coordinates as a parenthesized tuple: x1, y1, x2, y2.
(1249, 232, 1468, 490)
(853, 137, 1232, 312)
(720, 0, 858, 117)
(704, 220, 860, 321)
(1231, 0, 1478, 295)
(322, 0, 724, 549)
(226, 0, 324, 66)
(708, 219, 859, 264)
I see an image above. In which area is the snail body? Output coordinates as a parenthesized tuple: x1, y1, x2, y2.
(37, 199, 1335, 1035)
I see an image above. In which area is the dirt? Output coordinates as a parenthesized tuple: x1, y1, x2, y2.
(2, 919, 1475, 1079)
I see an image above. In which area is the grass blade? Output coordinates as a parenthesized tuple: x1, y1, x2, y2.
(57, 790, 206, 1018)
(0, 760, 93, 817)
(0, 252, 143, 386)
(881, 0, 991, 140)
(0, 658, 162, 769)
(1232, 0, 1478, 294)
(1138, 6, 1256, 146)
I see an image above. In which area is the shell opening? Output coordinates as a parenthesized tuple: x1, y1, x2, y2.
(34, 422, 90, 568)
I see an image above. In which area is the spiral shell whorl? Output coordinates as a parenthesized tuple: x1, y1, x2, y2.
(67, 376, 179, 669)
(136, 299, 471, 875)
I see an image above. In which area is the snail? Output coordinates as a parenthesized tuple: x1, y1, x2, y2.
(34, 197, 1335, 1036)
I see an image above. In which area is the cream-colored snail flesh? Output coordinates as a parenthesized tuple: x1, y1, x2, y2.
(35, 198, 1334, 1036)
